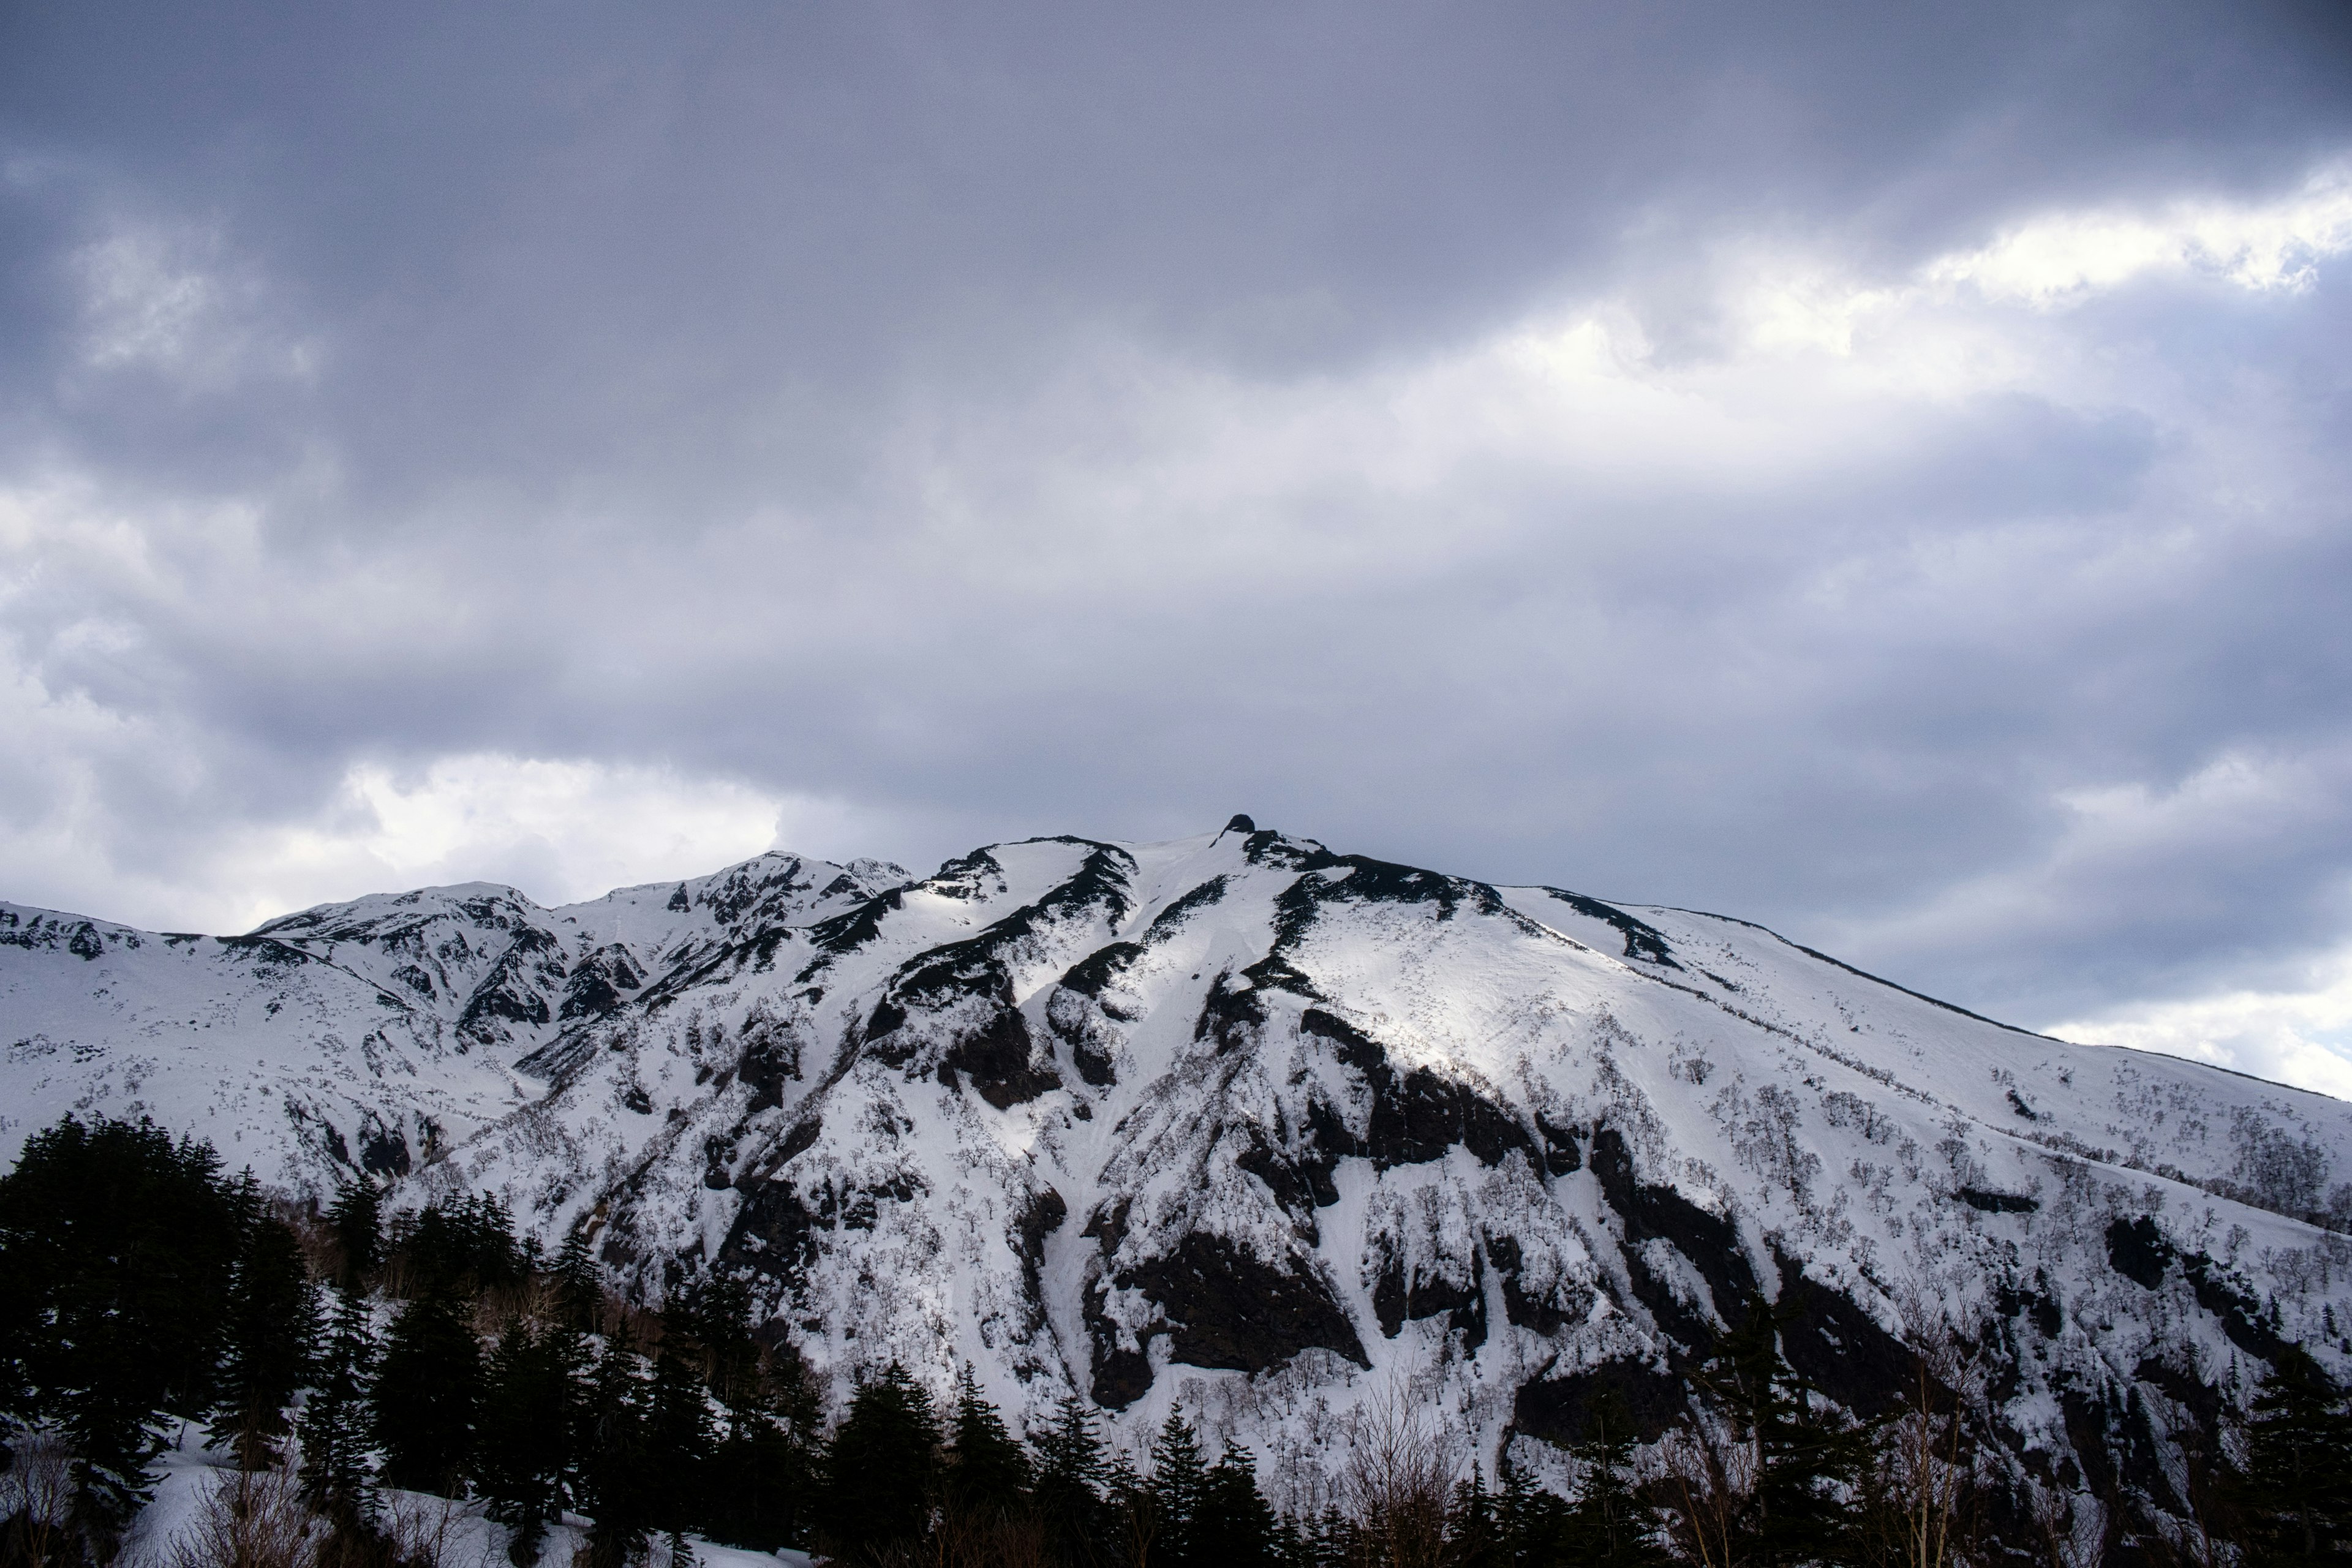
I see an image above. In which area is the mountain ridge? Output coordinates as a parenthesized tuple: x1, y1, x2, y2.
(6, 821, 2350, 1518)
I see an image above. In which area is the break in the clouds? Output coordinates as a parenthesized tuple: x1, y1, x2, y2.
(4, 1, 2352, 1092)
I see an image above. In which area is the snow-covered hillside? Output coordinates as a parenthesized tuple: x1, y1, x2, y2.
(7, 820, 2349, 1510)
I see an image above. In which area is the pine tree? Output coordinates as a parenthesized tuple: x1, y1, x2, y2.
(0, 1116, 242, 1537)
(554, 1228, 603, 1332)
(645, 1348, 716, 1540)
(1692, 1292, 1869, 1567)
(1561, 1388, 1667, 1566)
(326, 1179, 383, 1290)
(1031, 1392, 1108, 1564)
(815, 1363, 941, 1560)
(372, 1283, 483, 1494)
(1193, 1443, 1283, 1567)
(479, 1318, 586, 1564)
(579, 1327, 655, 1568)
(1148, 1405, 1209, 1567)
(215, 1215, 317, 1467)
(944, 1363, 1031, 1522)
(2227, 1345, 2352, 1566)
(300, 1285, 379, 1523)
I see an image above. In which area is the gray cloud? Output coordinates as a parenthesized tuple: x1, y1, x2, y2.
(5, 1, 2352, 1059)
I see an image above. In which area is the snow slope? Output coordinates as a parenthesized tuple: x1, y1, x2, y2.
(6, 820, 2349, 1512)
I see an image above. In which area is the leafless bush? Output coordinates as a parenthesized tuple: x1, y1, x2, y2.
(163, 1460, 323, 1568)
(379, 1493, 486, 1568)
(1336, 1384, 1458, 1568)
(923, 1508, 1049, 1568)
(1860, 1298, 1992, 1568)
(1656, 1417, 1757, 1568)
(2, 1431, 77, 1568)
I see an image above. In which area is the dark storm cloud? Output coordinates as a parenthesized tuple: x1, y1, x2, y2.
(5, 0, 2352, 1071)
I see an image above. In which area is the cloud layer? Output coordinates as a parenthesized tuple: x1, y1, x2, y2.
(4, 1, 2352, 1091)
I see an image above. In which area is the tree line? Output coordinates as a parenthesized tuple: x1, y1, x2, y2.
(2, 1115, 2349, 1568)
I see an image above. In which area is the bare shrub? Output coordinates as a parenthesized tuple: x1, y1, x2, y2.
(380, 1493, 486, 1568)
(1656, 1416, 1757, 1568)
(2, 1431, 78, 1568)
(1336, 1384, 1458, 1568)
(1860, 1299, 1992, 1568)
(163, 1461, 323, 1568)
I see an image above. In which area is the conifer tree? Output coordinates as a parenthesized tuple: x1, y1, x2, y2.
(579, 1327, 655, 1568)
(815, 1363, 941, 1560)
(479, 1318, 585, 1564)
(1148, 1405, 1209, 1567)
(215, 1215, 317, 1467)
(645, 1347, 716, 1540)
(1193, 1443, 1283, 1567)
(372, 1283, 483, 1494)
(300, 1286, 379, 1522)
(326, 1179, 383, 1290)
(1031, 1392, 1109, 1563)
(703, 1355, 815, 1552)
(1561, 1388, 1666, 1566)
(0, 1116, 242, 1536)
(1692, 1292, 1869, 1567)
(554, 1228, 603, 1332)
(944, 1363, 1031, 1521)
(2228, 1345, 2352, 1565)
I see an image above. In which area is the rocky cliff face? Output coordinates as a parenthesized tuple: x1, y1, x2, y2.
(7, 820, 2350, 1512)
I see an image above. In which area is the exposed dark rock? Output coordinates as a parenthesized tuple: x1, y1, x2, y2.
(1224, 815, 1256, 833)
(1016, 1186, 1067, 1305)
(1297, 1008, 1535, 1170)
(941, 1009, 1061, 1109)
(1590, 1126, 1755, 1345)
(356, 1114, 410, 1178)
(1117, 1233, 1367, 1390)
(1487, 1234, 1572, 1335)
(1959, 1187, 2038, 1213)
(2106, 1215, 2172, 1289)
(1370, 1241, 1486, 1347)
(717, 1178, 821, 1284)
(1538, 890, 1681, 968)
(1773, 1256, 1910, 1417)
(1512, 1358, 1687, 1445)
(621, 1086, 653, 1114)
(1535, 1114, 1583, 1175)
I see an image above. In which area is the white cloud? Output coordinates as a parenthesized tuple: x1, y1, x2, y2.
(2049, 956, 2352, 1101)
(1923, 162, 2352, 306)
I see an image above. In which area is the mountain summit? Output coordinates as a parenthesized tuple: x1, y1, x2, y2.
(6, 824, 2348, 1506)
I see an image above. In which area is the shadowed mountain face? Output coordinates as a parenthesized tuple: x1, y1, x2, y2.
(7, 820, 2350, 1508)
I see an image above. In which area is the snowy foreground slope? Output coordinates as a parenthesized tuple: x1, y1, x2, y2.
(7, 820, 2351, 1506)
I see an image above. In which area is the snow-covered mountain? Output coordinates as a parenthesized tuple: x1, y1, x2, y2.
(7, 819, 2350, 1511)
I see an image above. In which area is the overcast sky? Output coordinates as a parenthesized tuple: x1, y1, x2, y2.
(6, 2, 2352, 1093)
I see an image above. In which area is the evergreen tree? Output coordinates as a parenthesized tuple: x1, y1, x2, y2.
(702, 1344, 818, 1551)
(1148, 1406, 1208, 1567)
(943, 1363, 1031, 1521)
(815, 1363, 941, 1560)
(1560, 1389, 1667, 1566)
(645, 1348, 716, 1540)
(479, 1318, 585, 1564)
(0, 1116, 242, 1536)
(554, 1228, 603, 1332)
(2227, 1345, 2352, 1566)
(1193, 1443, 1283, 1567)
(578, 1327, 655, 1568)
(1031, 1392, 1109, 1564)
(1693, 1292, 1869, 1567)
(372, 1284, 483, 1494)
(300, 1286, 379, 1522)
(215, 1214, 317, 1466)
(326, 1179, 383, 1289)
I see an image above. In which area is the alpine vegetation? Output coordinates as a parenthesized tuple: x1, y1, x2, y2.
(5, 820, 2352, 1564)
